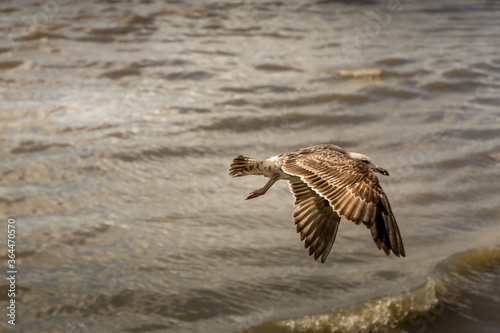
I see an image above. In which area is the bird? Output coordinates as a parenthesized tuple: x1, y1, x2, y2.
(229, 144, 405, 263)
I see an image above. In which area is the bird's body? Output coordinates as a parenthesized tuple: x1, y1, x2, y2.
(229, 144, 405, 263)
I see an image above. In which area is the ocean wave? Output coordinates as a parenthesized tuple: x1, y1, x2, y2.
(220, 85, 297, 94)
(337, 68, 386, 78)
(109, 144, 214, 162)
(100, 68, 141, 79)
(10, 140, 70, 154)
(375, 58, 414, 67)
(197, 113, 377, 132)
(259, 93, 369, 109)
(255, 64, 302, 72)
(247, 246, 500, 333)
(362, 86, 421, 100)
(0, 60, 24, 69)
(161, 70, 214, 81)
(422, 80, 484, 92)
(249, 280, 439, 333)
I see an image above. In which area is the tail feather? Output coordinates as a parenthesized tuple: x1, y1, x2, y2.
(229, 155, 253, 177)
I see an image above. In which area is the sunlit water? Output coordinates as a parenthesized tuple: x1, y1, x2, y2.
(1, 1, 500, 332)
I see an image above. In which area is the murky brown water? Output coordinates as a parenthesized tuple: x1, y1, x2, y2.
(1, 1, 500, 332)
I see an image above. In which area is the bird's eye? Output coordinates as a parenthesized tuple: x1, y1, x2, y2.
(361, 160, 370, 164)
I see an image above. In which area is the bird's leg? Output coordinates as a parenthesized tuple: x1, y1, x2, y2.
(246, 175, 279, 200)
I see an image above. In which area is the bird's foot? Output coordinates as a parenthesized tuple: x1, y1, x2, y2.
(244, 176, 279, 200)
(246, 189, 264, 200)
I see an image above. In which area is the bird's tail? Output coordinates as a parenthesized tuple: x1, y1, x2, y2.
(229, 155, 263, 177)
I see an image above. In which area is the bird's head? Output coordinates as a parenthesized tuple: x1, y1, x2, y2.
(348, 152, 389, 176)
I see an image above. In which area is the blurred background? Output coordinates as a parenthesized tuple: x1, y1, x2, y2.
(1, 0, 499, 332)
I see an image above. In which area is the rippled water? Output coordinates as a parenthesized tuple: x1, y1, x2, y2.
(1, 1, 500, 332)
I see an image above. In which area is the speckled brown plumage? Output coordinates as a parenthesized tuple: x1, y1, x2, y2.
(229, 144, 405, 263)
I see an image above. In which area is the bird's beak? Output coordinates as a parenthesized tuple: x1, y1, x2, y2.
(374, 167, 389, 176)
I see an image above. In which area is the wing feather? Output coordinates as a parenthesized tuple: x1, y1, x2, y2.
(288, 180, 340, 263)
(282, 149, 405, 257)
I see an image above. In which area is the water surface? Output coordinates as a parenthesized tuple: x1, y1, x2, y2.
(0, 1, 499, 332)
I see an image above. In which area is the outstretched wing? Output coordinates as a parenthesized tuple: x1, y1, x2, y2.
(282, 150, 405, 257)
(288, 179, 340, 263)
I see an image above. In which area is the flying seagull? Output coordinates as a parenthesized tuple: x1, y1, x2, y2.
(229, 144, 405, 263)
